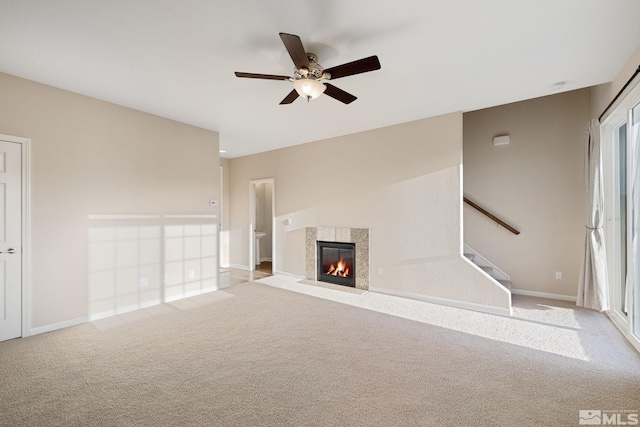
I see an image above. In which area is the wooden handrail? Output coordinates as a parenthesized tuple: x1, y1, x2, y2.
(463, 197, 520, 235)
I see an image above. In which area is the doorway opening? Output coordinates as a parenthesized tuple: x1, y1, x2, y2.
(249, 179, 275, 275)
(219, 165, 230, 273)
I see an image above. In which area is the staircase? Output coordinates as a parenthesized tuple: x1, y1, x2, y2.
(464, 244, 512, 291)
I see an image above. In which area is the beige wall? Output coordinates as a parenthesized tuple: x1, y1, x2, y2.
(229, 113, 511, 312)
(463, 88, 591, 297)
(0, 72, 220, 329)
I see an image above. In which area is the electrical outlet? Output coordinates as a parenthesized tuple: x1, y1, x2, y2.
(188, 270, 196, 279)
(139, 277, 149, 288)
(555, 271, 563, 280)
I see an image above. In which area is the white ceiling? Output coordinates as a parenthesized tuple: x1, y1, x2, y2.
(1, 1, 640, 158)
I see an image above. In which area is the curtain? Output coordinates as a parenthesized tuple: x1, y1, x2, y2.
(577, 119, 610, 311)
(625, 118, 640, 313)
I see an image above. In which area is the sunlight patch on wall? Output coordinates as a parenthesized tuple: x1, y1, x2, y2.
(88, 215, 218, 321)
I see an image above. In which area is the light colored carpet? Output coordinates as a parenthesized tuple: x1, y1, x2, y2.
(1, 277, 639, 426)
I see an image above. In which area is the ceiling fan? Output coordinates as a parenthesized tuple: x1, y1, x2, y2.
(235, 33, 381, 105)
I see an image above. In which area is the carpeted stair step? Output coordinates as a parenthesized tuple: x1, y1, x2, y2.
(498, 280, 512, 290)
(464, 247, 512, 291)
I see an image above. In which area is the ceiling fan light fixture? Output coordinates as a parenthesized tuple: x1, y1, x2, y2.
(293, 78, 326, 100)
(235, 33, 380, 105)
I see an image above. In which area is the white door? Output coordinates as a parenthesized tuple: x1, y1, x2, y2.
(0, 140, 22, 341)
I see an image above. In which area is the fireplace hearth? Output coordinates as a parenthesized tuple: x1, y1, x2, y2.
(317, 241, 355, 287)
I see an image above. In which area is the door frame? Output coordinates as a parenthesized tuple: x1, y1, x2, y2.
(219, 165, 225, 269)
(249, 178, 275, 272)
(602, 111, 630, 328)
(0, 134, 31, 338)
(601, 81, 640, 353)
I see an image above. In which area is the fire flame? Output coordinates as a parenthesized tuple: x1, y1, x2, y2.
(326, 258, 351, 277)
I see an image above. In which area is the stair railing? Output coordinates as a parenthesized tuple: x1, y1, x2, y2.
(463, 197, 520, 235)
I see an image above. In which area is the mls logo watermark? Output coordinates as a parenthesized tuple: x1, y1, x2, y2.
(579, 410, 639, 425)
(580, 410, 603, 425)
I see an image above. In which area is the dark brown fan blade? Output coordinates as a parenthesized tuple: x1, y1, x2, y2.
(235, 72, 291, 81)
(323, 83, 357, 104)
(279, 89, 299, 105)
(279, 33, 310, 70)
(324, 56, 381, 80)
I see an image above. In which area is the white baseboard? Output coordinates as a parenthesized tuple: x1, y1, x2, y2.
(273, 270, 305, 280)
(260, 257, 273, 263)
(230, 262, 273, 271)
(369, 287, 513, 317)
(31, 316, 87, 336)
(510, 289, 577, 302)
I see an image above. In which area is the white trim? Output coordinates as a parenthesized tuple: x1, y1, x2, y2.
(369, 286, 513, 317)
(510, 288, 577, 302)
(270, 182, 276, 273)
(21, 138, 31, 338)
(260, 257, 273, 263)
(601, 111, 630, 325)
(272, 270, 304, 280)
(249, 182, 255, 270)
(30, 316, 87, 336)
(164, 214, 217, 219)
(249, 178, 275, 272)
(87, 214, 217, 221)
(88, 214, 161, 220)
(90, 304, 149, 321)
(219, 165, 224, 282)
(229, 263, 250, 271)
(601, 81, 640, 350)
(0, 134, 32, 338)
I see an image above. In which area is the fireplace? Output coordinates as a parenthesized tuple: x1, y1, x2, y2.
(306, 227, 369, 290)
(317, 241, 356, 287)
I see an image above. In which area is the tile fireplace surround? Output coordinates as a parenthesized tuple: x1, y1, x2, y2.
(305, 227, 370, 290)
